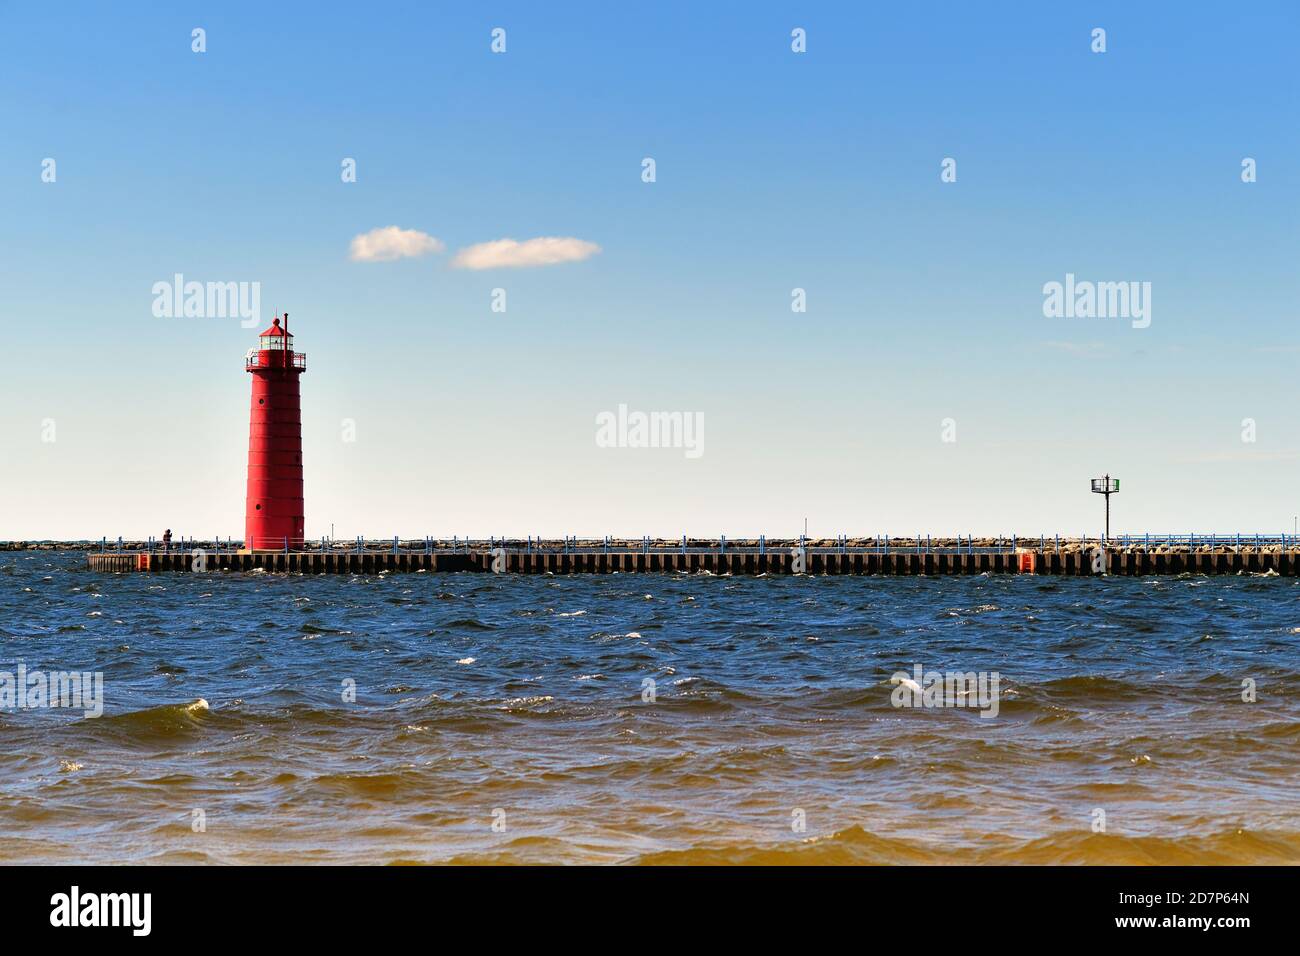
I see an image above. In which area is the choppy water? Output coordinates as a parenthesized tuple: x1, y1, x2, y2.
(2, 552, 1297, 864)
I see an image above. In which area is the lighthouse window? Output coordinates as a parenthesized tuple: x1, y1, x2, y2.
(258, 398, 265, 405)
(255, 504, 262, 511)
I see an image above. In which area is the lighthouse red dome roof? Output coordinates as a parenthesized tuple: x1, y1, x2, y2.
(258, 316, 290, 337)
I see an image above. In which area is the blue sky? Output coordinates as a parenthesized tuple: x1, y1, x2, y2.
(2, 2, 1297, 540)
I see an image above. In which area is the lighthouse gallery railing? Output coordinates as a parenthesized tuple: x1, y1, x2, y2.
(246, 352, 306, 370)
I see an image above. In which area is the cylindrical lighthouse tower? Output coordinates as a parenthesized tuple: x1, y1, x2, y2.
(244, 313, 306, 551)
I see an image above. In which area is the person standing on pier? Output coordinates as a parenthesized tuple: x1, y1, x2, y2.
(162, 528, 172, 553)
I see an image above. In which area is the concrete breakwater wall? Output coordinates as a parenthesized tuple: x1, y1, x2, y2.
(86, 544, 1300, 576)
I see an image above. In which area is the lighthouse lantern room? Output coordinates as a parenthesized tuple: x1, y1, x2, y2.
(244, 313, 307, 551)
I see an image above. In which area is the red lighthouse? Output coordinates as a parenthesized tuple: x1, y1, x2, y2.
(244, 313, 306, 551)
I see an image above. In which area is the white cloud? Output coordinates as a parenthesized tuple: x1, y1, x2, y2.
(349, 226, 445, 262)
(450, 236, 601, 270)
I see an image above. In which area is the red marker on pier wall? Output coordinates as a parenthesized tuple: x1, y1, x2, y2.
(244, 313, 306, 551)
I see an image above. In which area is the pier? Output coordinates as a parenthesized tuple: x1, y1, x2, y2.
(78, 536, 1300, 576)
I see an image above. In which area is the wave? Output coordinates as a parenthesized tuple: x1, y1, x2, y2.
(442, 618, 497, 631)
(1033, 674, 1161, 702)
(630, 824, 1300, 866)
(92, 699, 211, 741)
